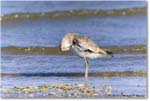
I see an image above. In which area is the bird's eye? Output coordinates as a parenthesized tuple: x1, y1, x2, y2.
(73, 39, 78, 45)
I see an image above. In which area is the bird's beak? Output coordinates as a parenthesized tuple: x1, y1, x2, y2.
(59, 44, 62, 51)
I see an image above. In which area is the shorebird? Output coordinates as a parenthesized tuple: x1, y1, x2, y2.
(60, 33, 113, 78)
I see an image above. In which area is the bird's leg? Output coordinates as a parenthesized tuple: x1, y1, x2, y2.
(84, 57, 89, 78)
(84, 77, 89, 88)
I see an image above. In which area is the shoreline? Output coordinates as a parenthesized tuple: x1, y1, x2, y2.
(1, 71, 147, 77)
(1, 45, 147, 55)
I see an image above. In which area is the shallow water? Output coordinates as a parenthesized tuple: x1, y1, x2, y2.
(1, 54, 146, 74)
(1, 14, 147, 47)
(1, 1, 147, 98)
(1, 76, 146, 96)
(1, 53, 147, 98)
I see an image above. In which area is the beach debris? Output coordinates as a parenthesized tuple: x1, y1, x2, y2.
(13, 86, 37, 93)
(1, 83, 146, 98)
(14, 14, 19, 18)
(4, 89, 12, 94)
(52, 84, 74, 90)
(42, 48, 45, 50)
(2, 83, 99, 98)
(76, 84, 85, 88)
(102, 85, 112, 95)
(122, 11, 126, 15)
(38, 85, 51, 91)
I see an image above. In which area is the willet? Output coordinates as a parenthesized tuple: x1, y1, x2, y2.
(60, 33, 113, 78)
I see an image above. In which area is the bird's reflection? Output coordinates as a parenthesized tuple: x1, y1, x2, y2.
(84, 77, 89, 87)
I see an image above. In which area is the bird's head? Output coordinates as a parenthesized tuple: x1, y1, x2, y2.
(59, 43, 70, 52)
(59, 33, 75, 52)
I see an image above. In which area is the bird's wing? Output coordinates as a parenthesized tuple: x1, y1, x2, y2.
(60, 33, 110, 55)
(77, 36, 108, 55)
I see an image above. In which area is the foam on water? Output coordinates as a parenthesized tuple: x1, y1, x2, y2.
(1, 7, 147, 21)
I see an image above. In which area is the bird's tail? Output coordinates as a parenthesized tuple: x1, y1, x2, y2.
(106, 51, 113, 57)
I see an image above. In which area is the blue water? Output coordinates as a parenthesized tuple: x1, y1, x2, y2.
(1, 1, 146, 14)
(1, 14, 147, 47)
(1, 54, 146, 73)
(1, 1, 147, 47)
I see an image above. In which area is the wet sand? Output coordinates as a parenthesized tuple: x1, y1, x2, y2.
(1, 45, 147, 55)
(1, 71, 146, 77)
(1, 83, 147, 99)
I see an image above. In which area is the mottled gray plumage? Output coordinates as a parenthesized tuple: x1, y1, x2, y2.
(60, 33, 113, 77)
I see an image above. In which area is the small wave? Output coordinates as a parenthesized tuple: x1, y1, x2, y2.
(1, 45, 146, 55)
(1, 7, 146, 21)
(1, 71, 146, 77)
